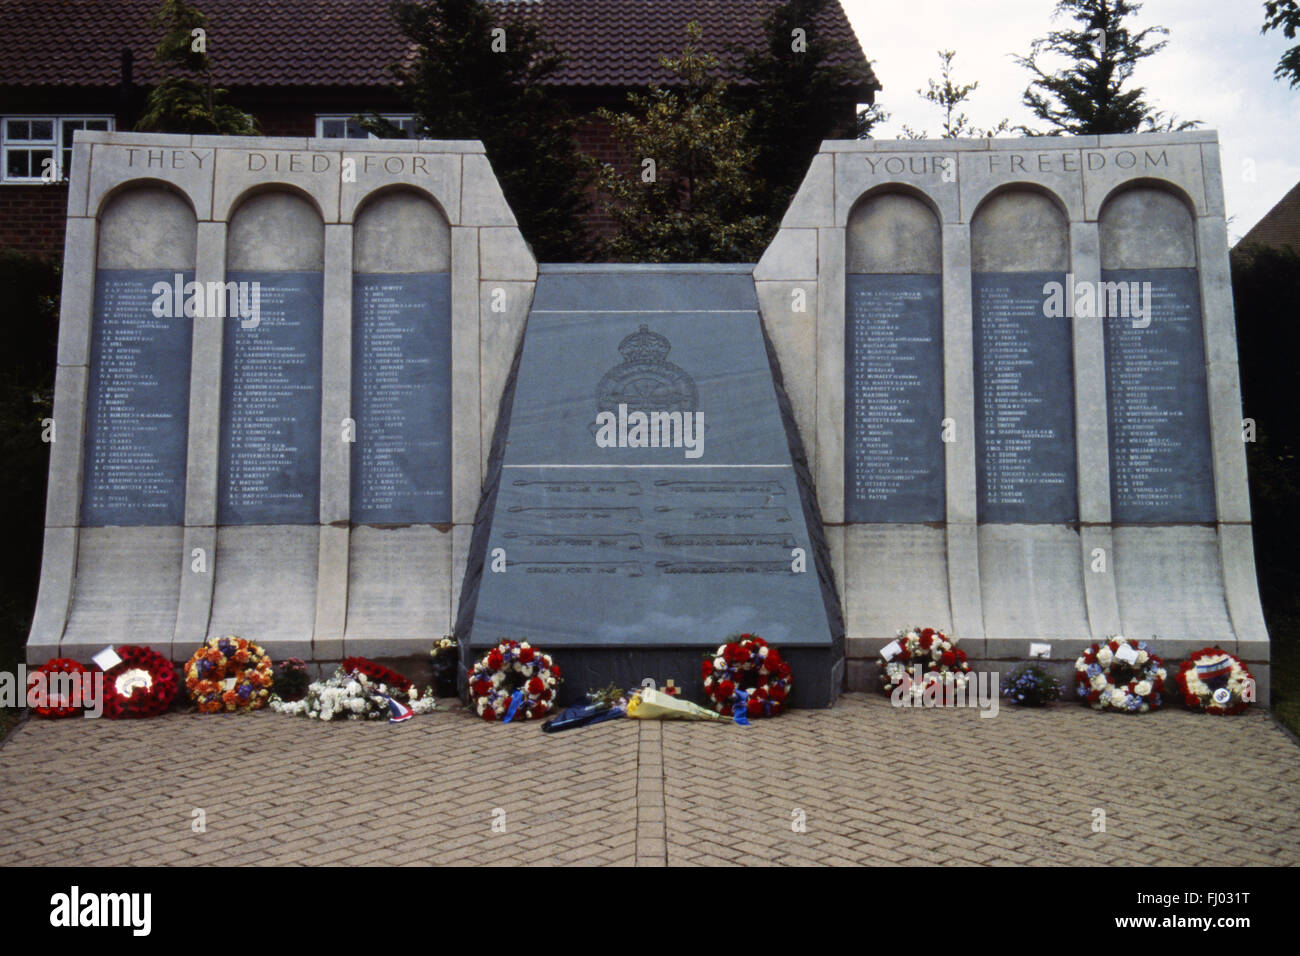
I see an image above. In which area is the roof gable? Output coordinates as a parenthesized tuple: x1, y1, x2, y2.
(1238, 180, 1300, 252)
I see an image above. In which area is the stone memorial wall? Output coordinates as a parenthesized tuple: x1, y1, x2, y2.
(28, 129, 1270, 705)
(755, 132, 1270, 696)
(28, 132, 537, 665)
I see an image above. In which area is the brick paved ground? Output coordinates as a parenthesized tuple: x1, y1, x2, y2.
(1, 694, 1297, 866)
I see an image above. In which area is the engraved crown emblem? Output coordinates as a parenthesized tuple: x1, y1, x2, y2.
(593, 324, 699, 421)
(618, 324, 672, 364)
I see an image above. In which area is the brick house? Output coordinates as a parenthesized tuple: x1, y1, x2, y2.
(0, 0, 878, 258)
(1236, 180, 1300, 254)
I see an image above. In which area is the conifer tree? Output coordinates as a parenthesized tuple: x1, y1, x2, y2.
(594, 23, 768, 262)
(390, 0, 591, 260)
(1015, 0, 1196, 134)
(900, 50, 1011, 139)
(741, 0, 884, 222)
(135, 0, 257, 134)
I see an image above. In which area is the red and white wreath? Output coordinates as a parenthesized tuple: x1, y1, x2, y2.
(1074, 637, 1166, 712)
(878, 626, 972, 701)
(702, 633, 792, 717)
(1176, 647, 1255, 715)
(467, 640, 561, 722)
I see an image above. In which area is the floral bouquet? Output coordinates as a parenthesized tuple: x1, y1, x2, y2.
(429, 636, 459, 697)
(271, 658, 310, 703)
(1002, 665, 1062, 707)
(271, 666, 435, 722)
(341, 656, 413, 693)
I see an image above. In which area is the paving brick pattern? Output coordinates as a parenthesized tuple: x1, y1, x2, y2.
(1, 694, 1297, 866)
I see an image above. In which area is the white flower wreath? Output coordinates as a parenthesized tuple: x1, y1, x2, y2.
(1074, 637, 1166, 713)
(271, 669, 435, 721)
(1176, 648, 1255, 715)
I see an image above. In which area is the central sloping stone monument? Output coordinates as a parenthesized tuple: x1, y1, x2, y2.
(456, 265, 844, 705)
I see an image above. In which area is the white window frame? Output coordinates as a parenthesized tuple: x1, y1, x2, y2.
(2, 114, 114, 184)
(315, 113, 417, 140)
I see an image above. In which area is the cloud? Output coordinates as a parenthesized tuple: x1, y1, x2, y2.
(840, 0, 1300, 238)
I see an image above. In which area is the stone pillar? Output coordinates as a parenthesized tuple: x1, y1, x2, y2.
(941, 221, 984, 651)
(314, 222, 353, 660)
(174, 220, 227, 654)
(1069, 219, 1122, 639)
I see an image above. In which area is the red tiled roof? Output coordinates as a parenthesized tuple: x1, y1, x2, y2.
(1237, 180, 1300, 253)
(0, 0, 876, 92)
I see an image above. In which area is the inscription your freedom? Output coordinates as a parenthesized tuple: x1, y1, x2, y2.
(859, 148, 1175, 179)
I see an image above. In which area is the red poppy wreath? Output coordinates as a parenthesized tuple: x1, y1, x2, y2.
(341, 656, 414, 694)
(99, 645, 179, 719)
(27, 658, 90, 718)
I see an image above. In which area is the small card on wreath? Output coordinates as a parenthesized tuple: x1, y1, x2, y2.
(880, 640, 902, 662)
(1115, 643, 1140, 665)
(92, 646, 122, 671)
(223, 677, 236, 691)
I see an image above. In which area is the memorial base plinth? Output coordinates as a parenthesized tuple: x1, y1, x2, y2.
(460, 643, 841, 709)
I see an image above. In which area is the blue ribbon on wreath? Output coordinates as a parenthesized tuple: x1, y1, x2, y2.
(503, 689, 525, 723)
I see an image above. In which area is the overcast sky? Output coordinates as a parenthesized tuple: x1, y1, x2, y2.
(840, 0, 1299, 242)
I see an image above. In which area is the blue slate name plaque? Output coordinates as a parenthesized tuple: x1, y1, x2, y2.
(218, 270, 323, 525)
(471, 272, 832, 649)
(844, 273, 945, 523)
(972, 272, 1078, 522)
(82, 269, 194, 526)
(350, 272, 452, 524)
(1103, 268, 1215, 523)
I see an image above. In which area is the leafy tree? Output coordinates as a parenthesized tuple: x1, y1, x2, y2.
(389, 0, 590, 260)
(739, 0, 884, 223)
(1263, 0, 1300, 88)
(900, 50, 1012, 139)
(135, 0, 258, 134)
(1015, 0, 1197, 134)
(594, 23, 768, 262)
